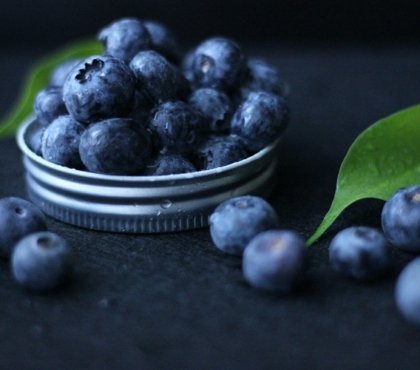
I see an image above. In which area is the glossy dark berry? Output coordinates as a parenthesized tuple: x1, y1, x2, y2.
(192, 135, 247, 170)
(144, 20, 180, 63)
(34, 86, 67, 126)
(63, 56, 136, 123)
(130, 50, 189, 104)
(150, 101, 205, 153)
(243, 230, 305, 292)
(381, 185, 420, 252)
(395, 257, 420, 326)
(231, 91, 289, 152)
(41, 115, 85, 169)
(209, 195, 279, 255)
(191, 37, 246, 92)
(329, 226, 390, 281)
(79, 118, 152, 175)
(98, 18, 151, 63)
(144, 153, 196, 175)
(189, 88, 232, 133)
(12, 231, 72, 291)
(50, 59, 82, 87)
(0, 197, 47, 258)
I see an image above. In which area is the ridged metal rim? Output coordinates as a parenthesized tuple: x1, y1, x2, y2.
(17, 118, 281, 233)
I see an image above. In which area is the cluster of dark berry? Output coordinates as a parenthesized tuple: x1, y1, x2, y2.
(28, 18, 289, 175)
(209, 185, 420, 326)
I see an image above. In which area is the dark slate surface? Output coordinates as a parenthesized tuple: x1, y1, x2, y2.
(0, 47, 420, 370)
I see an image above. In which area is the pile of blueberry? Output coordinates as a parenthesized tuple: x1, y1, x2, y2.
(29, 18, 289, 175)
(209, 185, 420, 326)
(0, 197, 72, 291)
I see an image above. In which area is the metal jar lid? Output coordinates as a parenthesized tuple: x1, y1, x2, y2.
(17, 118, 281, 233)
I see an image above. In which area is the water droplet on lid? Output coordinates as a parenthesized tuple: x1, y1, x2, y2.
(160, 200, 172, 209)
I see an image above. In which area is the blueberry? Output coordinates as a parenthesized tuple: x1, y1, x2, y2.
(34, 86, 67, 126)
(189, 88, 232, 133)
(381, 185, 420, 252)
(50, 59, 82, 87)
(0, 197, 47, 258)
(182, 49, 195, 84)
(63, 56, 136, 123)
(231, 91, 289, 152)
(130, 88, 154, 125)
(150, 101, 205, 153)
(12, 231, 72, 291)
(144, 20, 180, 63)
(27, 124, 45, 156)
(192, 135, 248, 170)
(243, 230, 305, 292)
(98, 18, 151, 63)
(209, 195, 279, 255)
(240, 58, 288, 98)
(79, 118, 152, 175)
(395, 257, 420, 326)
(130, 50, 189, 104)
(329, 226, 390, 281)
(191, 37, 246, 92)
(41, 115, 85, 169)
(144, 153, 196, 175)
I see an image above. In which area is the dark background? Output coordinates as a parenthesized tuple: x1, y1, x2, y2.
(1, 0, 420, 49)
(1, 1, 420, 370)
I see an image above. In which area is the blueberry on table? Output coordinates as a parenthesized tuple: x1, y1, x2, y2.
(49, 59, 82, 87)
(192, 135, 248, 170)
(63, 56, 135, 124)
(79, 118, 152, 175)
(395, 257, 420, 326)
(381, 185, 420, 253)
(33, 86, 67, 126)
(188, 88, 232, 133)
(231, 91, 289, 152)
(41, 115, 85, 169)
(191, 37, 246, 92)
(98, 18, 151, 63)
(209, 195, 279, 255)
(0, 197, 47, 258)
(144, 153, 196, 175)
(329, 226, 390, 281)
(240, 58, 288, 98)
(144, 20, 180, 64)
(130, 50, 189, 104)
(150, 101, 205, 153)
(12, 231, 72, 292)
(243, 230, 305, 292)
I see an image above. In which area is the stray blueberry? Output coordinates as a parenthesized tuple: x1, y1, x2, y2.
(209, 195, 279, 255)
(144, 20, 180, 63)
(0, 197, 47, 258)
(189, 88, 232, 133)
(150, 101, 205, 153)
(381, 185, 420, 253)
(98, 18, 151, 63)
(243, 230, 305, 292)
(33, 86, 67, 126)
(231, 91, 289, 152)
(50, 59, 82, 87)
(26, 124, 45, 156)
(12, 231, 72, 291)
(329, 226, 390, 281)
(240, 58, 288, 98)
(192, 135, 248, 170)
(130, 50, 189, 104)
(41, 115, 85, 169)
(63, 56, 135, 123)
(144, 153, 196, 175)
(79, 118, 152, 175)
(191, 37, 246, 92)
(395, 257, 420, 326)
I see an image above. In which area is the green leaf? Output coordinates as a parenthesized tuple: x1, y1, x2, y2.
(307, 104, 420, 245)
(0, 39, 101, 139)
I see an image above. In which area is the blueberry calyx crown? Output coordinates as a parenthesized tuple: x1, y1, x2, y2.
(75, 58, 105, 83)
